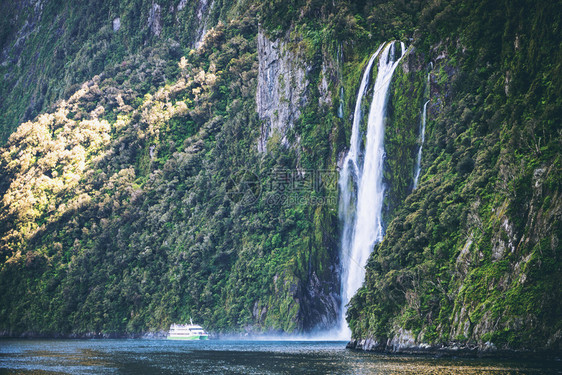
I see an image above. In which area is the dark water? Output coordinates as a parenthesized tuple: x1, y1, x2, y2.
(0, 339, 558, 374)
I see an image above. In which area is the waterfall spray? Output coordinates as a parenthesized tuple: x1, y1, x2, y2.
(336, 41, 406, 339)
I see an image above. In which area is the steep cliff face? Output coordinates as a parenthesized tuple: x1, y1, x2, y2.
(256, 28, 309, 152)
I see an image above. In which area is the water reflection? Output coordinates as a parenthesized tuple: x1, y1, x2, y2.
(0, 340, 557, 374)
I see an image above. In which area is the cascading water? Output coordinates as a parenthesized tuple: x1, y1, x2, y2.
(337, 45, 345, 119)
(338, 45, 382, 275)
(338, 87, 345, 119)
(413, 69, 431, 190)
(336, 41, 406, 338)
(413, 99, 430, 190)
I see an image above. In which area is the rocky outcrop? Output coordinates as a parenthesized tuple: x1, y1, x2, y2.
(318, 62, 332, 108)
(300, 268, 341, 331)
(1, 0, 43, 65)
(256, 27, 309, 152)
(348, 329, 427, 353)
(191, 0, 215, 48)
(112, 18, 121, 32)
(147, 3, 162, 37)
(346, 336, 558, 359)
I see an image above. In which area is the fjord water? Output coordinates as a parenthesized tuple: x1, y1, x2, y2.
(337, 41, 405, 338)
(0, 339, 556, 375)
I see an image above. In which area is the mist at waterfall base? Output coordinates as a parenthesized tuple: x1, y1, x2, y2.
(335, 41, 406, 340)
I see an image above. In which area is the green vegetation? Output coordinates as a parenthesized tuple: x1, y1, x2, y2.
(0, 0, 560, 351)
(0, 8, 340, 335)
(0, 0, 238, 143)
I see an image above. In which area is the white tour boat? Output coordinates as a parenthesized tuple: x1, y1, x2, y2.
(168, 319, 209, 340)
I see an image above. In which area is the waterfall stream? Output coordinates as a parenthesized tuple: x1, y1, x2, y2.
(413, 98, 430, 190)
(336, 41, 405, 338)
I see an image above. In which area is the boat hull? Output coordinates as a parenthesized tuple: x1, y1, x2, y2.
(168, 335, 209, 340)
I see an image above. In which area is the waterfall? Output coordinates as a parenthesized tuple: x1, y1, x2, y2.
(413, 70, 431, 190)
(336, 41, 405, 338)
(337, 86, 345, 119)
(337, 44, 345, 119)
(413, 99, 430, 189)
(337, 46, 382, 338)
